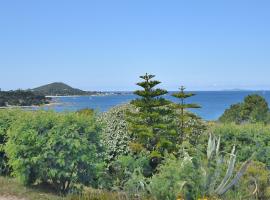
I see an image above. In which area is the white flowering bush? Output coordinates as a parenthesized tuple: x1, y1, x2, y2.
(99, 104, 136, 163)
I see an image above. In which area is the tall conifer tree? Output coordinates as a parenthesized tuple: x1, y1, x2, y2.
(172, 86, 201, 142)
(128, 73, 177, 164)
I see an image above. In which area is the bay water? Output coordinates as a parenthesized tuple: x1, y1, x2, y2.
(39, 91, 270, 120)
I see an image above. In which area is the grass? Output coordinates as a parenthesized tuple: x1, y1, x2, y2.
(68, 190, 131, 200)
(0, 177, 136, 200)
(0, 176, 65, 200)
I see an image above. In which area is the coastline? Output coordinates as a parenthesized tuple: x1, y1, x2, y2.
(0, 102, 62, 109)
(46, 93, 124, 98)
(46, 95, 82, 98)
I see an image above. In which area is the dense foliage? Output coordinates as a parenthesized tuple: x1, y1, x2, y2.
(219, 94, 270, 124)
(237, 161, 270, 199)
(148, 154, 202, 200)
(4, 110, 102, 193)
(211, 123, 270, 168)
(0, 90, 51, 107)
(0, 110, 25, 175)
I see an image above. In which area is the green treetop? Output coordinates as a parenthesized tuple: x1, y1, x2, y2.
(128, 73, 177, 165)
(219, 94, 270, 124)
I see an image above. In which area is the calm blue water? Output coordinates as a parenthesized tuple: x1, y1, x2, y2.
(38, 91, 270, 120)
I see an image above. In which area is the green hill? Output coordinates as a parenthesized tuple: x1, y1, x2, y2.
(32, 82, 101, 96)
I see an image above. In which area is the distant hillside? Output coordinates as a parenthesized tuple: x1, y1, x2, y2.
(0, 90, 51, 107)
(32, 82, 101, 96)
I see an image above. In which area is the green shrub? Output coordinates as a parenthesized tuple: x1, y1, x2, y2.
(77, 108, 94, 116)
(177, 116, 206, 146)
(0, 109, 25, 175)
(123, 168, 149, 199)
(223, 161, 270, 200)
(5, 110, 102, 193)
(147, 134, 255, 200)
(219, 94, 270, 124)
(211, 123, 270, 167)
(149, 154, 202, 200)
(99, 154, 151, 190)
(240, 161, 270, 199)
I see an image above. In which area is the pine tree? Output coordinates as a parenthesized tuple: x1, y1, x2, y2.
(128, 73, 177, 164)
(172, 86, 201, 142)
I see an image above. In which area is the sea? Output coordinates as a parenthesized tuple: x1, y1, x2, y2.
(36, 91, 270, 121)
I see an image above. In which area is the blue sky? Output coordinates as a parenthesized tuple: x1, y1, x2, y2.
(0, 0, 270, 91)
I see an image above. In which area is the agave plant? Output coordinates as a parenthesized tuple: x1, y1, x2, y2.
(204, 133, 252, 196)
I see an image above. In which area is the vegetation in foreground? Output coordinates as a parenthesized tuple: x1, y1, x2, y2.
(1, 73, 270, 200)
(0, 176, 64, 200)
(0, 176, 138, 200)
